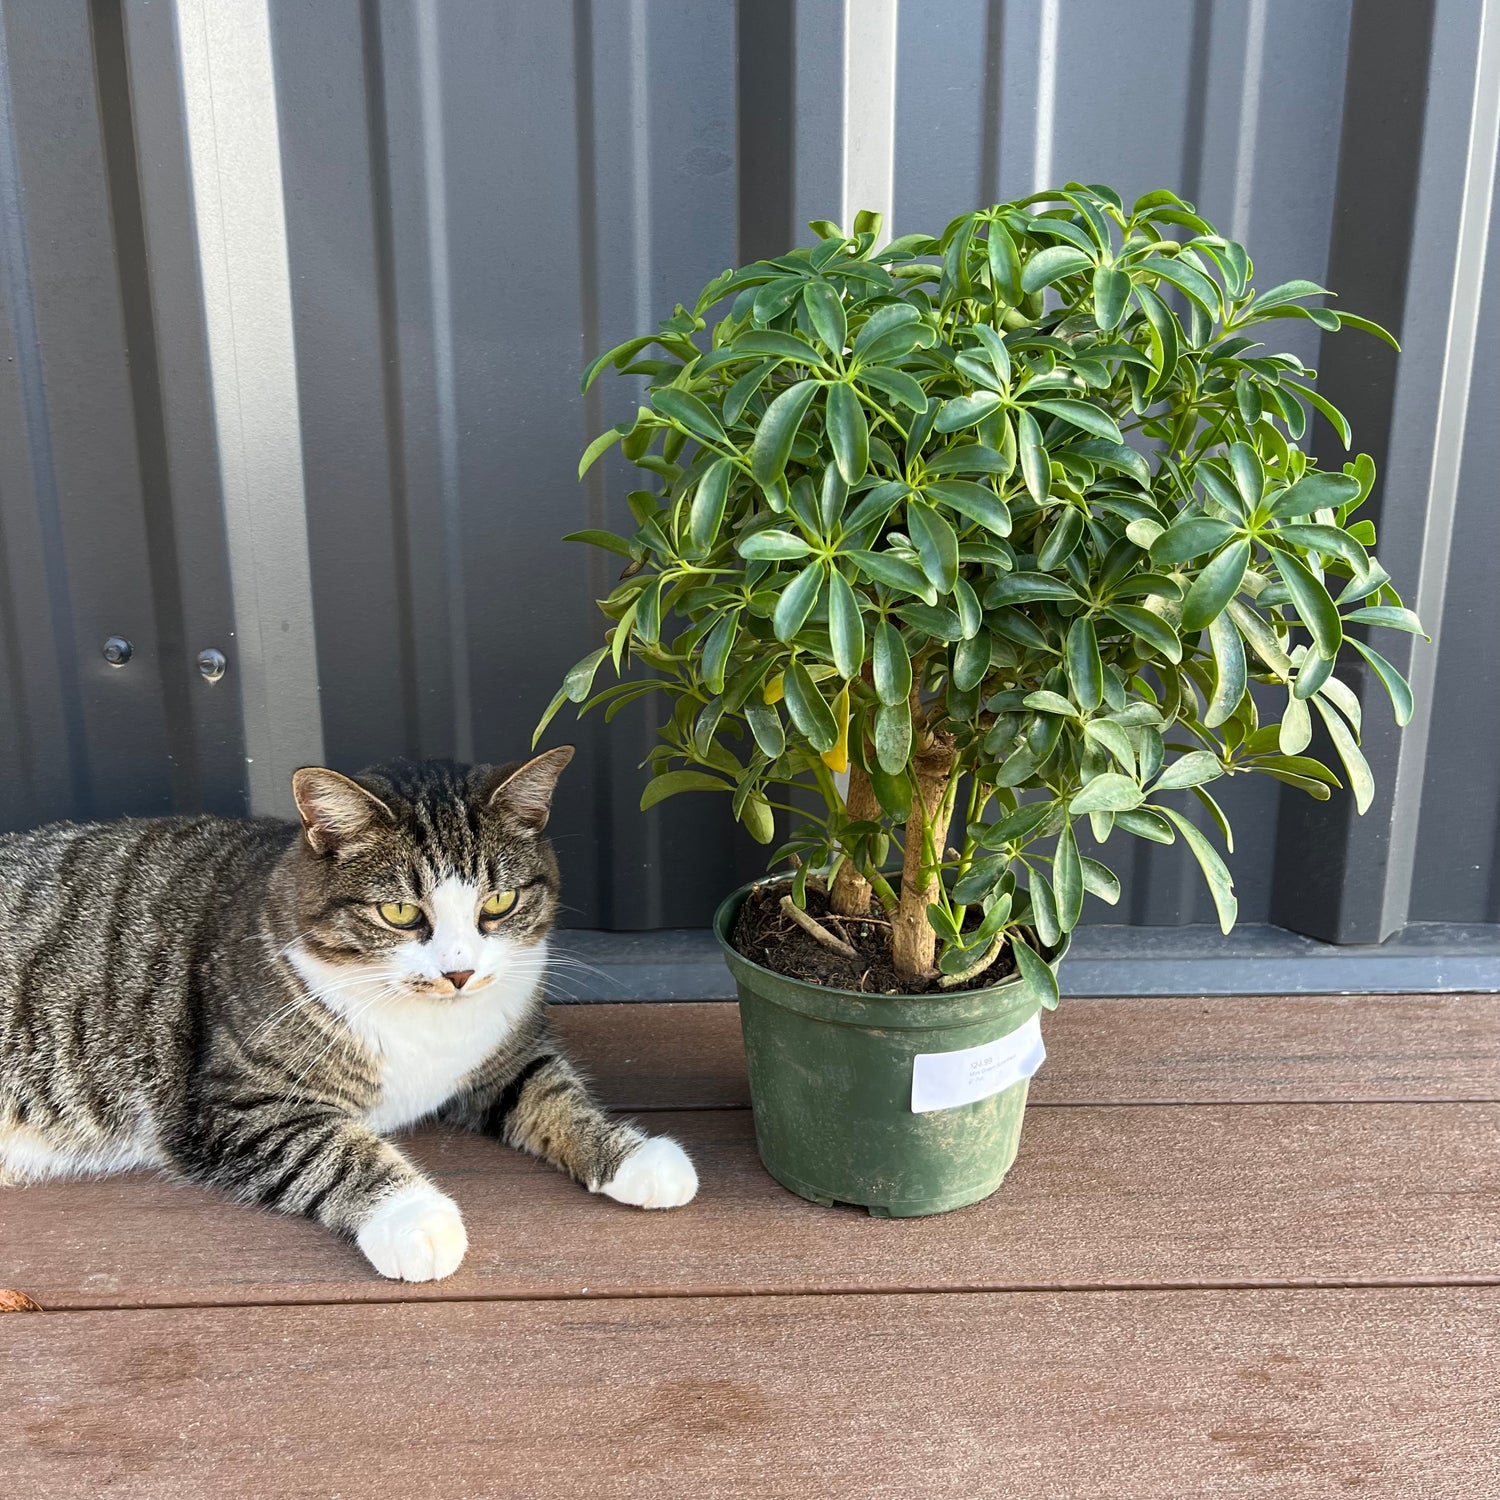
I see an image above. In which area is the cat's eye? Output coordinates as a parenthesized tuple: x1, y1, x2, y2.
(377, 901, 424, 929)
(480, 890, 518, 920)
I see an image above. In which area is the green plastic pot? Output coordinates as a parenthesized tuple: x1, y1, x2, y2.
(713, 882, 1068, 1217)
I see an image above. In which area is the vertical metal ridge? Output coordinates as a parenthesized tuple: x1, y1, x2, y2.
(842, 0, 898, 234)
(176, 0, 322, 813)
(1269, 0, 1437, 943)
(0, 2, 91, 816)
(1379, 0, 1500, 936)
(358, 0, 421, 762)
(413, 0, 472, 765)
(1179, 0, 1214, 203)
(1229, 0, 1269, 243)
(571, 0, 619, 926)
(1031, 0, 1059, 191)
(735, 0, 794, 261)
(978, 0, 1005, 205)
(88, 0, 201, 810)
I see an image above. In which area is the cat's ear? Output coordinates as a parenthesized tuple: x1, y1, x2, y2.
(487, 746, 575, 833)
(291, 768, 394, 855)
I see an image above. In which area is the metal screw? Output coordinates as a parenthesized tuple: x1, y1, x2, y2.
(102, 637, 133, 666)
(197, 648, 227, 683)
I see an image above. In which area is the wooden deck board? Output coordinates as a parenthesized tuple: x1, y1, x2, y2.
(5, 1287, 1496, 1499)
(555, 994, 1500, 1110)
(7, 1101, 1497, 1309)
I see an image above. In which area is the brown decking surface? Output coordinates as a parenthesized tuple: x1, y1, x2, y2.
(4, 994, 1499, 1497)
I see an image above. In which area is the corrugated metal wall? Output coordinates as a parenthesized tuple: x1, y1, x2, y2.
(1, 0, 1496, 940)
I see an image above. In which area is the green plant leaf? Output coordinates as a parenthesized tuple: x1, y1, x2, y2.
(701, 611, 739, 693)
(1351, 640, 1413, 726)
(1083, 718, 1135, 773)
(1154, 751, 1223, 790)
(1028, 398, 1123, 444)
(935, 391, 1004, 433)
(1023, 690, 1077, 717)
(1279, 691, 1312, 754)
(1017, 410, 1050, 503)
(1065, 616, 1103, 711)
(925, 443, 1015, 477)
(1054, 820, 1084, 931)
(1272, 523, 1371, 575)
(563, 528, 633, 559)
(802, 280, 847, 352)
(1037, 507, 1085, 571)
(652, 389, 728, 449)
(986, 221, 1023, 302)
(782, 663, 838, 752)
(1341, 605, 1427, 636)
(1271, 548, 1342, 659)
(1180, 539, 1250, 632)
(1246, 278, 1330, 313)
(1265, 470, 1362, 518)
(1114, 808, 1175, 844)
(924, 480, 1011, 535)
(874, 699, 912, 773)
(688, 458, 735, 554)
(1313, 697, 1374, 813)
(826, 568, 865, 679)
(1151, 516, 1238, 565)
(1159, 808, 1238, 933)
(826, 382, 869, 483)
(579, 424, 628, 479)
(1093, 265, 1130, 330)
(640, 769, 731, 811)
(1080, 856, 1121, 904)
(738, 530, 812, 560)
(1283, 379, 1352, 447)
(1070, 773, 1144, 814)
(1012, 934, 1060, 1008)
(744, 699, 785, 757)
(846, 549, 936, 601)
(1204, 611, 1246, 728)
(1021, 245, 1093, 293)
(860, 365, 929, 412)
(1104, 603, 1183, 663)
(773, 560, 826, 642)
(873, 619, 913, 705)
(750, 379, 819, 485)
(907, 503, 960, 592)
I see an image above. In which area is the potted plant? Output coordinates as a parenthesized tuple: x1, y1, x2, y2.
(539, 185, 1420, 1216)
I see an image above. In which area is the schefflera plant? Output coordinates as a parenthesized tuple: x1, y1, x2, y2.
(541, 186, 1422, 1000)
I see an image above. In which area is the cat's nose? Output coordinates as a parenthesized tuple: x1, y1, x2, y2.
(444, 969, 475, 990)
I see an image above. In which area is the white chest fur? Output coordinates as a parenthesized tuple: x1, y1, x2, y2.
(289, 937, 547, 1133)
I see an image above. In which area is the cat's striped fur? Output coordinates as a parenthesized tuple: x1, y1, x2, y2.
(0, 751, 696, 1281)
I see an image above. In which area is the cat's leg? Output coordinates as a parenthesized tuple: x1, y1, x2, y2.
(447, 1046, 698, 1209)
(168, 1106, 468, 1282)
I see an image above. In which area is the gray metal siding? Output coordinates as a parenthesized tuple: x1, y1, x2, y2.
(0, 0, 1496, 940)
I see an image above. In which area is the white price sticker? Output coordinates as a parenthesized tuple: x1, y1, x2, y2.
(911, 1013, 1046, 1113)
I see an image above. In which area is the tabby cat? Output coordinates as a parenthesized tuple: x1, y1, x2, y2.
(0, 749, 696, 1281)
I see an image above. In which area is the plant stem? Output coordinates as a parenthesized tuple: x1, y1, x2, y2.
(828, 762, 879, 917)
(891, 718, 959, 982)
(779, 895, 857, 959)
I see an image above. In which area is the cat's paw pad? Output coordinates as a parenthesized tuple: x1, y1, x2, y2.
(600, 1136, 698, 1210)
(356, 1184, 468, 1281)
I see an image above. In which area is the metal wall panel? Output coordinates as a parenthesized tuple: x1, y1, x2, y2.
(0, 0, 1495, 939)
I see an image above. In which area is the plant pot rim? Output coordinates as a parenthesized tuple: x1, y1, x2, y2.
(712, 877, 1067, 1031)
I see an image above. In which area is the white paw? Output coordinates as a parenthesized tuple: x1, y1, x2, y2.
(356, 1184, 468, 1282)
(600, 1136, 698, 1210)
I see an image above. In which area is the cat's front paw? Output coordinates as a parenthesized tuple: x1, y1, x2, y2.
(600, 1136, 698, 1210)
(356, 1183, 468, 1281)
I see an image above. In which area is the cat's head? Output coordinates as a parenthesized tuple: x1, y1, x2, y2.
(278, 750, 573, 1004)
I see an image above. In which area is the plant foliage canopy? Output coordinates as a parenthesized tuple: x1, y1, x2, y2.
(541, 186, 1421, 993)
